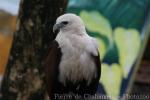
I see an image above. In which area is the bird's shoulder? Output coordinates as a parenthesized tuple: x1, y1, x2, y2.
(43, 40, 61, 65)
(84, 36, 99, 56)
(49, 40, 60, 49)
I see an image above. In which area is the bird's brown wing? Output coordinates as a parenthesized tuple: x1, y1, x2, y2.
(42, 40, 62, 98)
(76, 51, 101, 95)
(93, 51, 101, 83)
(85, 51, 101, 94)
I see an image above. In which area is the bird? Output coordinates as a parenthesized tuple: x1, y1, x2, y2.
(43, 13, 101, 100)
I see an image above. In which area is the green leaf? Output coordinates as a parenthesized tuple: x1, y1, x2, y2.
(96, 38, 107, 60)
(100, 63, 122, 100)
(114, 27, 141, 78)
(80, 10, 113, 44)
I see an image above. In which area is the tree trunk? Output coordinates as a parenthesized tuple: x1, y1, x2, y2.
(1, 0, 68, 100)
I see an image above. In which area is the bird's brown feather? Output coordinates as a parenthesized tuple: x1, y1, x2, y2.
(43, 40, 62, 98)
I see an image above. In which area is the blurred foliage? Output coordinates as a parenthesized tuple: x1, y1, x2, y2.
(68, 0, 150, 30)
(67, 0, 150, 98)
(97, 39, 107, 60)
(114, 27, 141, 78)
(80, 11, 113, 60)
(100, 63, 122, 100)
(80, 11, 113, 44)
(78, 11, 141, 99)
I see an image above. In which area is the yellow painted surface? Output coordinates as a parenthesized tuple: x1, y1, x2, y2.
(0, 11, 16, 75)
(0, 34, 13, 74)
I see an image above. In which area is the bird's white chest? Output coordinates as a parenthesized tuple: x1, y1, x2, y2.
(56, 34, 97, 85)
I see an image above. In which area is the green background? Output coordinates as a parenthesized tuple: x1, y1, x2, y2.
(67, 0, 150, 99)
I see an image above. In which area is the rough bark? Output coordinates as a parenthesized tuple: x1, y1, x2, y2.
(1, 0, 68, 100)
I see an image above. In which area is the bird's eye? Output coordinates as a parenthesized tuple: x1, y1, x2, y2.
(62, 21, 68, 25)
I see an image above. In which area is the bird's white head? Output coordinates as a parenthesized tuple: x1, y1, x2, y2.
(53, 13, 86, 34)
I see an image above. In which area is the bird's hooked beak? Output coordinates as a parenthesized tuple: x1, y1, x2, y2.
(53, 23, 63, 33)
